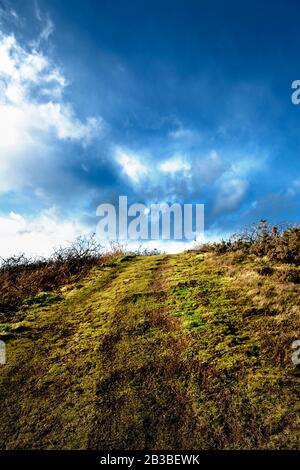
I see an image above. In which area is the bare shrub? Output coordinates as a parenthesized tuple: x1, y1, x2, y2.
(0, 234, 125, 316)
(196, 220, 300, 265)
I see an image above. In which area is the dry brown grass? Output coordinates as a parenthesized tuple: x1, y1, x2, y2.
(0, 235, 125, 317)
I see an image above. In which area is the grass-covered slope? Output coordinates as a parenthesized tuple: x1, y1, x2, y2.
(0, 251, 299, 449)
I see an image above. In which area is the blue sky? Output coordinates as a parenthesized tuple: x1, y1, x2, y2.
(0, 0, 299, 255)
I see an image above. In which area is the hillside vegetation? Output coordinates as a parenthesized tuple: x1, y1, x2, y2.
(0, 223, 299, 449)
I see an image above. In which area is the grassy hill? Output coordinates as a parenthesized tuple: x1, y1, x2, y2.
(0, 245, 299, 449)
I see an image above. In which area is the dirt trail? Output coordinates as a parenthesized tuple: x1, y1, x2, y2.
(88, 255, 201, 450)
(0, 256, 148, 449)
(0, 255, 201, 450)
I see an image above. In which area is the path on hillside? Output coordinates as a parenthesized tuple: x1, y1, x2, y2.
(87, 254, 201, 450)
(0, 255, 202, 449)
(0, 252, 299, 450)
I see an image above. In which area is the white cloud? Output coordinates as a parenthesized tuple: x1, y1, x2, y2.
(0, 34, 49, 87)
(230, 156, 265, 177)
(287, 177, 300, 196)
(168, 127, 194, 139)
(208, 151, 265, 214)
(214, 177, 248, 213)
(115, 148, 148, 183)
(0, 208, 208, 258)
(0, 4, 21, 28)
(0, 208, 90, 259)
(33, 2, 55, 44)
(0, 30, 103, 193)
(39, 16, 54, 42)
(190, 150, 224, 186)
(159, 156, 191, 174)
